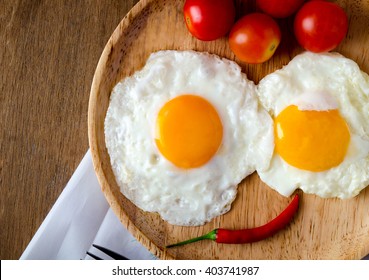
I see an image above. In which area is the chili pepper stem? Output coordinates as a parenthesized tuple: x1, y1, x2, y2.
(166, 229, 217, 248)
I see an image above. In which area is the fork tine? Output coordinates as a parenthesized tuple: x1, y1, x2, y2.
(86, 251, 103, 260)
(92, 244, 129, 260)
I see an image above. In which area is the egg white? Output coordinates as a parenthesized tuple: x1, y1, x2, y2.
(105, 50, 273, 226)
(257, 51, 369, 199)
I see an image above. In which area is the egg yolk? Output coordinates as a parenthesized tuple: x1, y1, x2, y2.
(155, 95, 223, 169)
(274, 105, 350, 172)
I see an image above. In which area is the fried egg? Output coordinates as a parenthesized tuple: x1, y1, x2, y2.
(257, 51, 369, 199)
(104, 50, 273, 226)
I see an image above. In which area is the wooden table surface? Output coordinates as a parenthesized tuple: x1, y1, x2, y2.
(0, 0, 139, 260)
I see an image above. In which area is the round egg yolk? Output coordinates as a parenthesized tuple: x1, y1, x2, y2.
(155, 95, 223, 169)
(274, 105, 350, 172)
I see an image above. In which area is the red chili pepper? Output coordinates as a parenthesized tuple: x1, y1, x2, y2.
(166, 194, 299, 248)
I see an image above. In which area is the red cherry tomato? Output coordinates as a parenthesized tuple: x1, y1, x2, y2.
(294, 1, 348, 53)
(256, 0, 305, 18)
(183, 0, 235, 41)
(229, 13, 281, 64)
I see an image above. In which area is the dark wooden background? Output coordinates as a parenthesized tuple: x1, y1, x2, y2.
(0, 0, 139, 259)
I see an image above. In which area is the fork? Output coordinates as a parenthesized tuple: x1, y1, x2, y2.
(86, 244, 129, 260)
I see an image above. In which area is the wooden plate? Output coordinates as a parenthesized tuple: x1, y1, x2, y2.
(88, 0, 369, 259)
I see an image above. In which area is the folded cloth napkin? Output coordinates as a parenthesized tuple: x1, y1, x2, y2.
(20, 150, 156, 260)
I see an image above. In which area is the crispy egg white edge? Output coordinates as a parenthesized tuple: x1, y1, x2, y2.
(256, 51, 369, 199)
(104, 50, 274, 225)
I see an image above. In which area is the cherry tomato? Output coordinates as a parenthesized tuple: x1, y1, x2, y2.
(229, 13, 281, 64)
(183, 0, 235, 41)
(294, 1, 348, 53)
(256, 0, 305, 18)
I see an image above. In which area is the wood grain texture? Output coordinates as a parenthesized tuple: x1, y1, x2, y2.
(89, 0, 369, 260)
(0, 0, 140, 259)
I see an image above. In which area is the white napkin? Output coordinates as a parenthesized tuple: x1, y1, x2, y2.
(20, 150, 156, 260)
